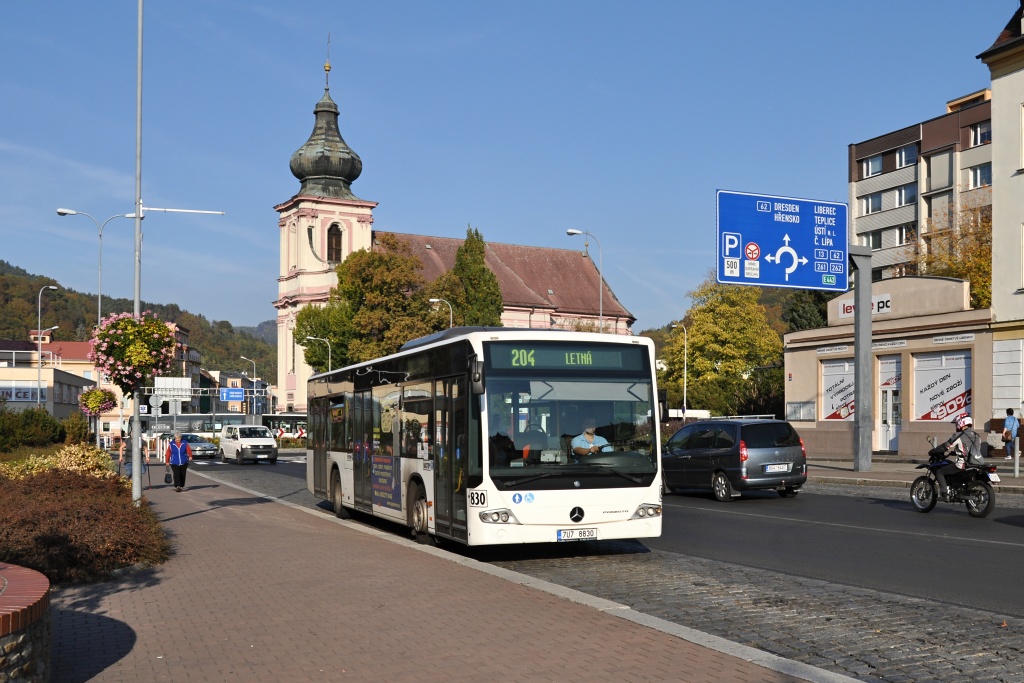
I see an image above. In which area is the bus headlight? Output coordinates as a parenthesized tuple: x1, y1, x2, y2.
(630, 504, 662, 519)
(478, 508, 520, 525)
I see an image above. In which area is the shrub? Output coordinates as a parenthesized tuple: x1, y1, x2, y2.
(15, 407, 64, 447)
(0, 469, 170, 584)
(0, 443, 117, 480)
(62, 411, 91, 445)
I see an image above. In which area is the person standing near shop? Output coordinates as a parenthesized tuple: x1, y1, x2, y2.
(165, 430, 193, 492)
(1004, 408, 1020, 461)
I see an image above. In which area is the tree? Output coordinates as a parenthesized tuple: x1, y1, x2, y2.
(661, 271, 783, 415)
(901, 191, 992, 309)
(298, 233, 443, 367)
(452, 226, 503, 326)
(782, 289, 832, 332)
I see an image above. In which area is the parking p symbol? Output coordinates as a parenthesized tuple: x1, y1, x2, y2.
(722, 232, 741, 258)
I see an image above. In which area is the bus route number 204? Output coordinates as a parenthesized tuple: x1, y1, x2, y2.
(468, 490, 487, 507)
(511, 348, 535, 367)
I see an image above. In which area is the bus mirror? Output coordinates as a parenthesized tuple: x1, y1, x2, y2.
(470, 360, 485, 395)
(658, 389, 669, 423)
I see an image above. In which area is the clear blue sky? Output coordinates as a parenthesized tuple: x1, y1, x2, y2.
(0, 1, 1015, 331)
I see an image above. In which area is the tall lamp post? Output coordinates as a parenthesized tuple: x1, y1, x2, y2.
(37, 285, 59, 408)
(672, 324, 688, 413)
(305, 336, 332, 372)
(429, 298, 453, 329)
(566, 229, 603, 331)
(55, 209, 134, 326)
(241, 356, 257, 416)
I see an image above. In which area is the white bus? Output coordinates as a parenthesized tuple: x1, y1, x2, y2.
(307, 327, 663, 545)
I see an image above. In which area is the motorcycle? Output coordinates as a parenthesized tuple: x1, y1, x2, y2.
(910, 445, 1000, 518)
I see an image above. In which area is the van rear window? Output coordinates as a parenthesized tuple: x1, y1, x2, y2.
(742, 423, 800, 448)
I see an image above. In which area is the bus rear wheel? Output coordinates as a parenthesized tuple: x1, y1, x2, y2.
(408, 480, 429, 541)
(331, 470, 349, 519)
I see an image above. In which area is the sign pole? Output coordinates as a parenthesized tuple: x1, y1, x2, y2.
(849, 246, 873, 472)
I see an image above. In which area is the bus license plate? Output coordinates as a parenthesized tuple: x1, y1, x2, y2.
(557, 528, 597, 542)
(765, 464, 789, 473)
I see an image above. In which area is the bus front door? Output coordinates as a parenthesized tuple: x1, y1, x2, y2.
(433, 377, 468, 541)
(311, 397, 328, 497)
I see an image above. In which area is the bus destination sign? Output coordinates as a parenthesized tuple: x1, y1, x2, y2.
(487, 343, 645, 371)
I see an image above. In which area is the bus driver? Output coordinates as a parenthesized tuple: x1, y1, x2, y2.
(572, 417, 612, 460)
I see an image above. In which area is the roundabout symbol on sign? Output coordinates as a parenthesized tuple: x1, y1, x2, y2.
(745, 242, 760, 260)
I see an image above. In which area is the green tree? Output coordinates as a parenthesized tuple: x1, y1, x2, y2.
(781, 289, 832, 332)
(661, 272, 783, 415)
(299, 234, 441, 366)
(451, 226, 503, 326)
(295, 298, 356, 372)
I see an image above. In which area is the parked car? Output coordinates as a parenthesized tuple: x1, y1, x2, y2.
(179, 433, 218, 459)
(218, 425, 278, 465)
(661, 418, 806, 501)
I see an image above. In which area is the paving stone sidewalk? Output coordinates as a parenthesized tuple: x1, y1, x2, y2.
(49, 478, 850, 683)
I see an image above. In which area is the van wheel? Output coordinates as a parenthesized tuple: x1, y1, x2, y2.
(712, 472, 735, 502)
(235, 452, 243, 465)
(331, 470, 350, 519)
(219, 450, 226, 463)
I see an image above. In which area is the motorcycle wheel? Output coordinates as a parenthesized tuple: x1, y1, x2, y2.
(910, 476, 937, 513)
(964, 481, 995, 518)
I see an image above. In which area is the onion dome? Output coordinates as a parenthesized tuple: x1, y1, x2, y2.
(289, 60, 363, 199)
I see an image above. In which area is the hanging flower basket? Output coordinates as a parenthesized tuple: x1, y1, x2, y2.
(88, 311, 178, 396)
(78, 388, 117, 416)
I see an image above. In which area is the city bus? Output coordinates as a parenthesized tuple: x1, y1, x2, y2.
(306, 327, 663, 545)
(262, 412, 307, 439)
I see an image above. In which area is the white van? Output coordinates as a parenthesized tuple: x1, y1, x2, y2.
(219, 425, 279, 465)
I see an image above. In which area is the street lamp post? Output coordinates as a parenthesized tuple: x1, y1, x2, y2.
(37, 285, 59, 408)
(241, 356, 257, 416)
(566, 229, 603, 332)
(305, 336, 332, 372)
(429, 298, 453, 329)
(672, 324, 688, 413)
(55, 209, 134, 327)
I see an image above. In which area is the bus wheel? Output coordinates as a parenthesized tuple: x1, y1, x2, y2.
(408, 481, 429, 541)
(331, 470, 349, 519)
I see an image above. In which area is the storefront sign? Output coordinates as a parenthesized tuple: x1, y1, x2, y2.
(837, 293, 892, 319)
(914, 351, 971, 421)
(872, 340, 907, 350)
(933, 334, 975, 345)
(822, 359, 855, 421)
(816, 345, 849, 355)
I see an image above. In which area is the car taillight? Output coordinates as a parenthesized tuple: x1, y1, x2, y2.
(739, 440, 748, 462)
(800, 437, 806, 458)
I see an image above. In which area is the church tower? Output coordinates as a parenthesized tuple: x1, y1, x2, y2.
(274, 61, 376, 412)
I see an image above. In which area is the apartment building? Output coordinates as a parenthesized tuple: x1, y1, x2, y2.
(848, 91, 992, 282)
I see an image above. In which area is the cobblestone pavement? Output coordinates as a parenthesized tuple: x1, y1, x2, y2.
(488, 483, 1024, 683)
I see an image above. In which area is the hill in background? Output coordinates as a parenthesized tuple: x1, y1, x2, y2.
(0, 259, 278, 384)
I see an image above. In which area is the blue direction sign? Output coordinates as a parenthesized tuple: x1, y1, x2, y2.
(220, 387, 245, 402)
(717, 190, 848, 291)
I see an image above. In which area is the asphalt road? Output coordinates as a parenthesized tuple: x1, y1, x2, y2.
(655, 488, 1024, 617)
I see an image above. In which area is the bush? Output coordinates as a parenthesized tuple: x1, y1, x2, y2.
(0, 469, 170, 584)
(62, 411, 91, 445)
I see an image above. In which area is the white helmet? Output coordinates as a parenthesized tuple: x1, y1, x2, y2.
(955, 414, 973, 431)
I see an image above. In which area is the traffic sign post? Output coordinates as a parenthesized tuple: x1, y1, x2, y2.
(717, 190, 848, 291)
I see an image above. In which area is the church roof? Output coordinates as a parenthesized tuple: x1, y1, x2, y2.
(378, 231, 635, 323)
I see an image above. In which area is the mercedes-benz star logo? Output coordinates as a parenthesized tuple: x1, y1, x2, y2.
(570, 507, 585, 523)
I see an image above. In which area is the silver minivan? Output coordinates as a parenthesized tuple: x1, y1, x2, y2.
(661, 418, 807, 501)
(218, 425, 279, 465)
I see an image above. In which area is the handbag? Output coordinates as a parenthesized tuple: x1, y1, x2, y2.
(164, 468, 173, 485)
(1002, 429, 1013, 443)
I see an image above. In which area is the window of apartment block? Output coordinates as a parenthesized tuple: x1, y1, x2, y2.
(862, 192, 882, 215)
(898, 222, 917, 245)
(896, 144, 917, 168)
(896, 183, 917, 206)
(863, 154, 883, 177)
(969, 163, 992, 189)
(970, 120, 991, 147)
(868, 231, 883, 250)
(871, 267, 884, 282)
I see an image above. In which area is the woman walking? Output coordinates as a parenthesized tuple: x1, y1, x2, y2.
(165, 430, 193, 492)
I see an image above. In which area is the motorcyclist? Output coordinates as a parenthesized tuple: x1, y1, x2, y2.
(936, 414, 984, 500)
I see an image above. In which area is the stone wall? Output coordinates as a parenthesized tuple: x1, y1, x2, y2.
(0, 563, 50, 683)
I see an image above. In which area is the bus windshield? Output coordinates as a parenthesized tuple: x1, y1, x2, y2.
(484, 341, 656, 489)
